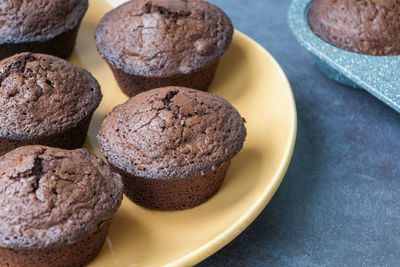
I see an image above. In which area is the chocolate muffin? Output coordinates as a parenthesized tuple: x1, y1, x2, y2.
(97, 86, 246, 210)
(95, 0, 233, 97)
(0, 145, 123, 266)
(0, 52, 102, 156)
(308, 0, 400, 56)
(0, 0, 88, 60)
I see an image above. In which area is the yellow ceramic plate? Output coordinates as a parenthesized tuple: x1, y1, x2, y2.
(72, 0, 297, 266)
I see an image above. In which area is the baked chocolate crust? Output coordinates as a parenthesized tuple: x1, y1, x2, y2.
(108, 58, 219, 97)
(116, 161, 230, 210)
(0, 0, 88, 44)
(308, 0, 400, 55)
(0, 145, 123, 249)
(95, 0, 233, 77)
(0, 53, 102, 155)
(97, 86, 246, 179)
(0, 219, 111, 267)
(0, 24, 81, 60)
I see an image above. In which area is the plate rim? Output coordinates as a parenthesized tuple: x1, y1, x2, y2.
(166, 30, 298, 267)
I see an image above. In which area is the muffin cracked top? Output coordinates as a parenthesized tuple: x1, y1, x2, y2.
(97, 86, 246, 179)
(0, 52, 102, 138)
(0, 145, 123, 248)
(95, 0, 233, 76)
(0, 0, 88, 44)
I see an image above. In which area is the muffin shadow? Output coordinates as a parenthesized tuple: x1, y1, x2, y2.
(94, 207, 151, 264)
(72, 19, 106, 71)
(210, 147, 264, 209)
(84, 112, 108, 157)
(209, 39, 247, 100)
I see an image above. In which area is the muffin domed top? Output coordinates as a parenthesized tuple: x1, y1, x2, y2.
(0, 145, 123, 248)
(97, 86, 246, 179)
(95, 0, 233, 76)
(0, 52, 102, 138)
(0, 0, 88, 44)
(308, 0, 400, 55)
